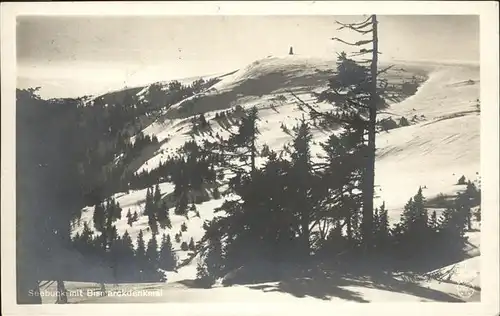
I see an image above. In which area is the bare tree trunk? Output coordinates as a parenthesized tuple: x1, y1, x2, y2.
(100, 282, 107, 296)
(347, 213, 353, 242)
(362, 14, 378, 251)
(301, 208, 310, 258)
(250, 117, 257, 175)
(467, 211, 472, 231)
(56, 280, 68, 304)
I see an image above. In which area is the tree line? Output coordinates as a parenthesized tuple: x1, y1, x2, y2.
(183, 105, 481, 286)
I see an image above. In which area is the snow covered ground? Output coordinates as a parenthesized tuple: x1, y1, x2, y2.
(64, 56, 480, 303)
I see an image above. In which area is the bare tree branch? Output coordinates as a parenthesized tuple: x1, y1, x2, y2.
(335, 15, 373, 28)
(337, 21, 372, 32)
(331, 37, 373, 47)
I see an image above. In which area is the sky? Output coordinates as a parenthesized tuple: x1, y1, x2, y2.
(17, 15, 479, 99)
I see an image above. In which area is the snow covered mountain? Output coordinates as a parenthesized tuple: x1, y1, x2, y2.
(67, 55, 480, 303)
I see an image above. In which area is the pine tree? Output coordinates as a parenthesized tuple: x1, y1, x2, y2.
(212, 187, 221, 199)
(289, 118, 315, 257)
(374, 202, 389, 249)
(121, 230, 135, 262)
(146, 234, 159, 268)
(413, 187, 429, 231)
(80, 222, 94, 251)
(399, 116, 410, 127)
(205, 235, 223, 281)
(189, 203, 197, 213)
(373, 207, 380, 233)
(474, 206, 481, 222)
(148, 214, 159, 235)
(457, 175, 467, 185)
(199, 113, 208, 129)
(174, 191, 189, 215)
(132, 210, 139, 222)
(175, 233, 181, 243)
(455, 191, 472, 231)
(260, 144, 271, 157)
(188, 237, 196, 251)
(145, 187, 154, 216)
(135, 229, 147, 267)
(93, 202, 106, 232)
(144, 187, 159, 234)
(126, 209, 133, 227)
(225, 106, 260, 174)
(301, 15, 390, 250)
(159, 234, 177, 270)
(157, 201, 171, 229)
(181, 222, 188, 232)
(153, 183, 162, 212)
(196, 261, 212, 287)
(114, 201, 122, 221)
(429, 210, 438, 231)
(399, 197, 415, 239)
(379, 203, 389, 236)
(438, 206, 467, 253)
(180, 241, 189, 251)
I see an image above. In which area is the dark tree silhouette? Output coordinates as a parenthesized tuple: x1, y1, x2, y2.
(288, 15, 398, 251)
(159, 234, 177, 270)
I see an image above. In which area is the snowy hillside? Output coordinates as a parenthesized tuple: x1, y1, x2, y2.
(69, 56, 480, 303)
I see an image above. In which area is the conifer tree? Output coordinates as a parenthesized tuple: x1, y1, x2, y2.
(144, 187, 159, 234)
(475, 206, 481, 222)
(157, 201, 171, 229)
(189, 203, 197, 213)
(114, 201, 122, 221)
(145, 188, 154, 217)
(146, 234, 159, 268)
(438, 206, 468, 253)
(93, 202, 106, 232)
(288, 118, 315, 257)
(126, 209, 133, 227)
(132, 210, 139, 222)
(181, 241, 189, 251)
(135, 229, 147, 267)
(457, 175, 467, 185)
(212, 187, 221, 199)
(399, 116, 410, 127)
(374, 202, 389, 249)
(205, 235, 223, 281)
(292, 15, 397, 250)
(175, 192, 189, 215)
(188, 237, 196, 251)
(121, 230, 135, 262)
(80, 222, 94, 254)
(153, 183, 162, 212)
(429, 210, 438, 231)
(148, 214, 159, 235)
(159, 234, 177, 270)
(455, 191, 472, 231)
(196, 261, 211, 287)
(413, 187, 429, 232)
(224, 106, 260, 174)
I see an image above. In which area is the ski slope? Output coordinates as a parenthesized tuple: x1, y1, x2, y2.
(69, 56, 480, 303)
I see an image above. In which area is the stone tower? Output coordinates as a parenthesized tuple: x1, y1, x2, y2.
(289, 46, 294, 55)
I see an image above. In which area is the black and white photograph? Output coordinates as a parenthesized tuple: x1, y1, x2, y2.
(1, 1, 499, 314)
